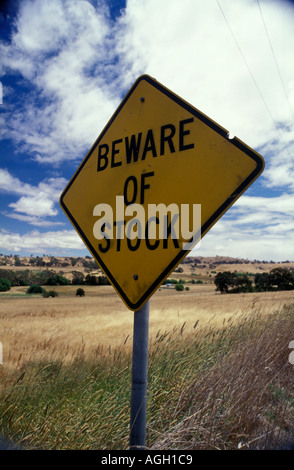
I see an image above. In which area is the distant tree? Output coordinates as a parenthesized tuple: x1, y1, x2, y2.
(46, 274, 70, 286)
(82, 260, 99, 269)
(175, 267, 184, 273)
(255, 268, 294, 292)
(214, 271, 238, 293)
(254, 273, 270, 291)
(35, 257, 46, 267)
(230, 274, 253, 293)
(76, 288, 85, 297)
(84, 274, 98, 285)
(70, 257, 77, 267)
(163, 278, 178, 285)
(98, 275, 110, 285)
(268, 267, 294, 291)
(0, 278, 11, 292)
(26, 285, 45, 294)
(71, 272, 85, 285)
(14, 255, 21, 266)
(43, 290, 58, 298)
(175, 283, 184, 291)
(84, 274, 110, 286)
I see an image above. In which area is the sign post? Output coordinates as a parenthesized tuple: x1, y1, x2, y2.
(59, 74, 264, 450)
(129, 300, 150, 449)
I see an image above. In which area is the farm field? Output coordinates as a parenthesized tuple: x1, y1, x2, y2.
(1, 283, 293, 368)
(0, 255, 294, 450)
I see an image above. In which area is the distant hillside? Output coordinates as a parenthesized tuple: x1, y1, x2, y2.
(180, 255, 294, 275)
(0, 254, 293, 273)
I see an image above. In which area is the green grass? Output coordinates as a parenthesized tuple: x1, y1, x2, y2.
(1, 305, 294, 450)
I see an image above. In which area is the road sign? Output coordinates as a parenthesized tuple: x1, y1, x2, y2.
(60, 74, 264, 310)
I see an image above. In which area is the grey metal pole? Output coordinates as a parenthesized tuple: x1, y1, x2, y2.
(129, 300, 150, 450)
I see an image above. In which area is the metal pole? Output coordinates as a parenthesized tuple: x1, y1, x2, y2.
(129, 300, 150, 450)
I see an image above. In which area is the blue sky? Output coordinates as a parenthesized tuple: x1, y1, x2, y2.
(0, 0, 294, 261)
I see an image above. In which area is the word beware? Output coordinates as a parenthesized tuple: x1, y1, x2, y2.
(97, 118, 195, 171)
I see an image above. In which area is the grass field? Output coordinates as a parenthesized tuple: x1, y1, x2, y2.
(1, 283, 293, 367)
(1, 281, 294, 450)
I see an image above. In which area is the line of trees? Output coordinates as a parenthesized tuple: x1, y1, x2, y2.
(214, 268, 294, 294)
(0, 269, 110, 292)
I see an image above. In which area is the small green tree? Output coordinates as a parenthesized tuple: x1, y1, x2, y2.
(175, 283, 184, 291)
(26, 285, 45, 294)
(0, 278, 11, 292)
(76, 288, 85, 297)
(43, 290, 58, 298)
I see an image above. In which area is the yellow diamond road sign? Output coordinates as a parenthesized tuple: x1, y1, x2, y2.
(60, 75, 264, 311)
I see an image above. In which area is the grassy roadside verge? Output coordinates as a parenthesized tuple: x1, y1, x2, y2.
(1, 305, 293, 450)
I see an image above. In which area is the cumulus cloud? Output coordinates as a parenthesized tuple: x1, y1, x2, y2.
(1, 0, 121, 164)
(9, 195, 57, 217)
(0, 228, 84, 254)
(195, 225, 294, 261)
(0, 168, 67, 223)
(194, 191, 294, 261)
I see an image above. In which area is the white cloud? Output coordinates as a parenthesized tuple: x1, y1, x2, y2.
(3, 212, 64, 227)
(0, 228, 84, 254)
(0, 169, 66, 198)
(1, 0, 120, 164)
(194, 216, 294, 262)
(191, 190, 294, 261)
(233, 193, 294, 215)
(9, 195, 57, 217)
(0, 168, 66, 222)
(196, 227, 294, 262)
(12, 0, 73, 55)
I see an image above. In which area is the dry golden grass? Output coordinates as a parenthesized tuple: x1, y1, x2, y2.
(1, 257, 294, 450)
(1, 283, 293, 450)
(1, 284, 293, 369)
(149, 304, 294, 450)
